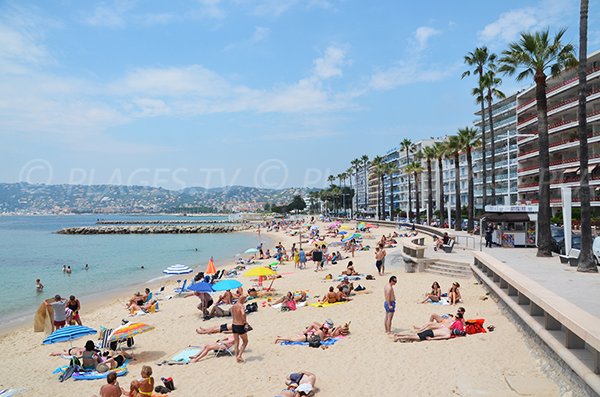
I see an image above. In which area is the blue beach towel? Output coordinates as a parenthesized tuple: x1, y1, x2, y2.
(280, 338, 340, 346)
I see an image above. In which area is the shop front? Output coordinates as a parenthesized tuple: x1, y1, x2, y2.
(481, 205, 538, 248)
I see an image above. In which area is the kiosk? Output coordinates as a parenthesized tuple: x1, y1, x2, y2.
(482, 205, 538, 248)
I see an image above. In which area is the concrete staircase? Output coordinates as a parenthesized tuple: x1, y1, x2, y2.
(424, 259, 472, 279)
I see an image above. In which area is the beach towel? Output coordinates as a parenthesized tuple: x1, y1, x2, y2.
(53, 360, 129, 380)
(158, 347, 202, 365)
(308, 301, 346, 308)
(430, 297, 450, 305)
(271, 302, 307, 310)
(280, 337, 340, 346)
(465, 319, 487, 335)
(335, 274, 364, 281)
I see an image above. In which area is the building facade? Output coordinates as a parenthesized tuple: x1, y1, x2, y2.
(516, 50, 600, 210)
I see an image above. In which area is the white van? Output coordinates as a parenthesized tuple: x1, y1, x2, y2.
(592, 236, 600, 266)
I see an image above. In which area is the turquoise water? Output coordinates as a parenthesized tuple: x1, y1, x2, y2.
(0, 215, 260, 323)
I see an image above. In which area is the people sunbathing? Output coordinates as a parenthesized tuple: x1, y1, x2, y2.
(420, 281, 441, 303)
(276, 370, 317, 397)
(335, 286, 352, 302)
(126, 365, 154, 396)
(204, 304, 232, 319)
(189, 336, 235, 363)
(393, 326, 452, 343)
(196, 323, 232, 335)
(126, 289, 149, 308)
(342, 262, 358, 276)
(413, 307, 465, 333)
(128, 299, 158, 315)
(337, 277, 354, 295)
(448, 282, 462, 305)
(273, 321, 332, 344)
(320, 286, 339, 304)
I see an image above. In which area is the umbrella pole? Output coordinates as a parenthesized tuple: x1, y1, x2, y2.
(266, 278, 275, 292)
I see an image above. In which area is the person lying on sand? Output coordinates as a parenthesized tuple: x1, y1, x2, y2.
(128, 300, 157, 315)
(247, 288, 271, 299)
(413, 307, 465, 333)
(96, 350, 134, 372)
(126, 290, 149, 308)
(275, 371, 317, 397)
(393, 326, 452, 343)
(216, 290, 234, 305)
(49, 346, 85, 357)
(204, 304, 232, 319)
(189, 336, 235, 363)
(196, 323, 232, 335)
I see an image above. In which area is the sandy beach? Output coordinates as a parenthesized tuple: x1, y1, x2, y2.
(0, 221, 563, 396)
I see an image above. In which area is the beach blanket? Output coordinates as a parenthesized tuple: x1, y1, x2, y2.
(308, 301, 346, 308)
(430, 297, 450, 305)
(335, 274, 364, 281)
(280, 337, 340, 346)
(270, 301, 307, 310)
(158, 347, 202, 365)
(53, 360, 129, 381)
(465, 319, 487, 335)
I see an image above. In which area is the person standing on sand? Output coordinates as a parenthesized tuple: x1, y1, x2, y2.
(231, 295, 249, 363)
(378, 243, 387, 274)
(384, 276, 397, 334)
(375, 247, 385, 276)
(44, 294, 67, 332)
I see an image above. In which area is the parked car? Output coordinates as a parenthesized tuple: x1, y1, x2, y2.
(550, 225, 582, 255)
(592, 237, 600, 266)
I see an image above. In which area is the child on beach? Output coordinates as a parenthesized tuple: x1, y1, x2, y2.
(35, 279, 43, 293)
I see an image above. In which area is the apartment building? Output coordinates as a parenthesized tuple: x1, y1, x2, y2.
(516, 50, 600, 210)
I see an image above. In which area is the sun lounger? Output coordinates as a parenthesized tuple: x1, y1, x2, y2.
(174, 279, 188, 295)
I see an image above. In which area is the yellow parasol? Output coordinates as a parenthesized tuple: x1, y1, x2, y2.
(243, 267, 276, 277)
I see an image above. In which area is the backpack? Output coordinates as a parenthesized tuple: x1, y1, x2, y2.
(308, 334, 321, 348)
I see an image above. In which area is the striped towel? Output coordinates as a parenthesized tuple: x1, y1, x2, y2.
(99, 328, 114, 349)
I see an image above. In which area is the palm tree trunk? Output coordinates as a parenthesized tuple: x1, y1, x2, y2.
(364, 162, 368, 214)
(577, 0, 596, 271)
(438, 157, 445, 227)
(487, 92, 496, 205)
(454, 153, 461, 232)
(479, 90, 488, 208)
(389, 173, 394, 221)
(380, 175, 386, 220)
(415, 173, 421, 224)
(467, 147, 475, 232)
(406, 149, 412, 222)
(535, 72, 552, 257)
(427, 159, 433, 225)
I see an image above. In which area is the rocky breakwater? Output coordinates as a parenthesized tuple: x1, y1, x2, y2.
(96, 219, 243, 225)
(57, 224, 252, 234)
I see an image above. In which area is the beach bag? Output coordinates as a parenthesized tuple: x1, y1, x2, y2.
(308, 335, 321, 348)
(465, 319, 487, 335)
(161, 377, 175, 391)
(245, 302, 258, 314)
(366, 275, 375, 280)
(285, 300, 297, 311)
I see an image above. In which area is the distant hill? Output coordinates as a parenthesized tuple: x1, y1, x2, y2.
(0, 183, 315, 214)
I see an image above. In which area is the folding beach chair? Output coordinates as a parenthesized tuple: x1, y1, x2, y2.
(213, 341, 234, 358)
(175, 279, 188, 295)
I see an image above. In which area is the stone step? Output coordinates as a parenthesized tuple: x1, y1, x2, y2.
(431, 262, 471, 272)
(424, 264, 473, 279)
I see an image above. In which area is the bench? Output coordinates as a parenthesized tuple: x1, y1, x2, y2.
(442, 239, 455, 253)
(559, 248, 580, 267)
(402, 240, 425, 259)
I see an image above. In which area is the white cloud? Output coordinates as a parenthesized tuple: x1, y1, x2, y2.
(251, 0, 300, 17)
(313, 45, 347, 79)
(83, 1, 136, 29)
(414, 26, 441, 51)
(194, 0, 226, 19)
(478, 0, 574, 45)
(251, 26, 270, 43)
(136, 13, 176, 26)
(369, 60, 457, 91)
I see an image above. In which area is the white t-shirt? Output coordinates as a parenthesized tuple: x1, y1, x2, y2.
(51, 301, 66, 322)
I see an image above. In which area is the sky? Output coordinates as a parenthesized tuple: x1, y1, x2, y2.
(1, 0, 598, 190)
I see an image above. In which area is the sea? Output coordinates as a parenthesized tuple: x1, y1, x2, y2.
(0, 215, 261, 326)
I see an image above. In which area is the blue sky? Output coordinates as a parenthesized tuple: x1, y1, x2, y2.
(1, 0, 598, 189)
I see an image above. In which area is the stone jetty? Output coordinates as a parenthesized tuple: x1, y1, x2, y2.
(96, 219, 241, 225)
(57, 224, 252, 234)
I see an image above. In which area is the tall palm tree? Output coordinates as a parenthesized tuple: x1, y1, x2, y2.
(350, 159, 360, 217)
(326, 175, 336, 215)
(471, 80, 488, 208)
(482, 69, 505, 205)
(434, 142, 447, 227)
(462, 47, 495, 206)
(446, 135, 462, 231)
(458, 127, 481, 232)
(387, 161, 400, 220)
(577, 0, 596, 272)
(500, 29, 577, 257)
(361, 155, 369, 213)
(422, 146, 436, 225)
(400, 139, 416, 221)
(406, 162, 424, 224)
(371, 156, 384, 219)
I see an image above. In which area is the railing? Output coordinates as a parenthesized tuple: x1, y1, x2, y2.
(518, 108, 600, 138)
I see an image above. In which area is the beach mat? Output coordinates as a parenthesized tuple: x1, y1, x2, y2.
(280, 338, 340, 346)
(270, 302, 307, 310)
(308, 301, 346, 308)
(158, 347, 202, 365)
(72, 366, 128, 381)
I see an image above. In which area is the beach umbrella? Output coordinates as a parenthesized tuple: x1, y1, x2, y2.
(43, 325, 97, 345)
(340, 225, 352, 230)
(338, 231, 348, 235)
(243, 267, 276, 277)
(244, 248, 258, 254)
(212, 279, 243, 291)
(268, 261, 279, 267)
(310, 225, 319, 230)
(110, 322, 154, 342)
(163, 264, 193, 275)
(328, 241, 344, 247)
(365, 223, 378, 228)
(187, 282, 214, 293)
(206, 257, 217, 275)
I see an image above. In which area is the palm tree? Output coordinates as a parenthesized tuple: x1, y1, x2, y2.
(361, 154, 369, 213)
(406, 162, 424, 224)
(482, 69, 505, 205)
(446, 135, 462, 231)
(327, 175, 336, 215)
(350, 159, 361, 217)
(422, 145, 437, 225)
(371, 156, 384, 219)
(499, 29, 577, 257)
(577, 0, 596, 272)
(434, 142, 447, 227)
(471, 80, 488, 207)
(458, 127, 481, 232)
(387, 161, 400, 220)
(462, 47, 495, 206)
(400, 139, 416, 221)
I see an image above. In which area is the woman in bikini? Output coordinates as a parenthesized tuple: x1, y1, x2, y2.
(127, 365, 154, 397)
(189, 335, 235, 363)
(448, 282, 462, 305)
(420, 281, 441, 303)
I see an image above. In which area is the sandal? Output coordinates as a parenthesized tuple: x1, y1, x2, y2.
(487, 325, 495, 332)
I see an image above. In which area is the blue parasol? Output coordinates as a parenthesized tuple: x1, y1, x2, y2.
(186, 282, 214, 293)
(43, 325, 97, 345)
(212, 279, 243, 291)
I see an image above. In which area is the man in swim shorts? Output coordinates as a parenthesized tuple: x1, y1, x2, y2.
(195, 323, 232, 335)
(231, 295, 249, 363)
(384, 276, 397, 334)
(393, 326, 452, 342)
